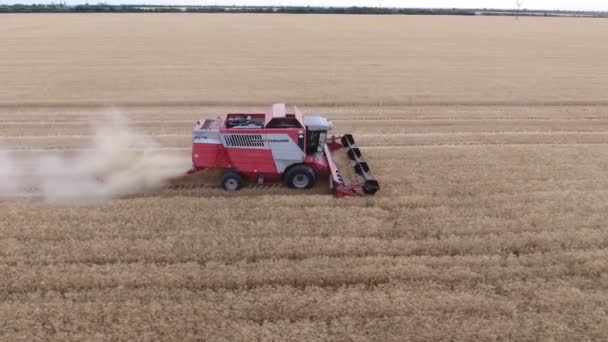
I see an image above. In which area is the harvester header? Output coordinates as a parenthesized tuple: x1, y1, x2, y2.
(188, 103, 379, 197)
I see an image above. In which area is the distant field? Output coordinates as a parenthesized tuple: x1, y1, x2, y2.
(1, 14, 608, 341)
(2, 14, 608, 106)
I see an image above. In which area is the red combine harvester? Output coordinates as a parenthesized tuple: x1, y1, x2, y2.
(188, 103, 379, 197)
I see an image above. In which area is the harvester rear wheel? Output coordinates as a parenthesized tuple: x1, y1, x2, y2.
(285, 165, 316, 189)
(222, 170, 244, 191)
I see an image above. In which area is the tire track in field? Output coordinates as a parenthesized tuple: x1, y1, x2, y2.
(0, 243, 605, 274)
(4, 142, 608, 153)
(2, 105, 608, 124)
(4, 117, 608, 125)
(6, 130, 608, 138)
(5, 131, 608, 149)
(1, 248, 606, 295)
(3, 100, 608, 108)
(2, 179, 332, 199)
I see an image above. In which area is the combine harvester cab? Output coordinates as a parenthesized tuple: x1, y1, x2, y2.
(188, 103, 379, 197)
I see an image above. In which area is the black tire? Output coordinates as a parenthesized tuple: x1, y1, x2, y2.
(285, 165, 316, 189)
(222, 170, 244, 191)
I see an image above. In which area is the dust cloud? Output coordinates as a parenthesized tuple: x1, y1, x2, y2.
(0, 148, 20, 197)
(0, 112, 188, 202)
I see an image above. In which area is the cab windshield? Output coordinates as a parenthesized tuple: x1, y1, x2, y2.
(317, 132, 327, 152)
(306, 130, 327, 154)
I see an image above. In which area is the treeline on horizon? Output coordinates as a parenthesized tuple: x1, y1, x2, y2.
(0, 4, 474, 14)
(1, 3, 606, 16)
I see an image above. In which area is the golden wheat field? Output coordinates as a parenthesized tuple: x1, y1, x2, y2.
(1, 14, 608, 341)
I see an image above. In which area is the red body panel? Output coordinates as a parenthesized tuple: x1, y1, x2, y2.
(193, 144, 231, 169)
(304, 154, 330, 176)
(192, 127, 303, 174)
(225, 148, 278, 174)
(193, 144, 278, 174)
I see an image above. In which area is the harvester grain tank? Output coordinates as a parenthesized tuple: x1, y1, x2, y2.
(188, 103, 379, 197)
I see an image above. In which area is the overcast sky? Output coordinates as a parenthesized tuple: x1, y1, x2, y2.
(2, 0, 607, 11)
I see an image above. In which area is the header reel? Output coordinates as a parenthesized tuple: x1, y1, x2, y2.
(326, 133, 380, 197)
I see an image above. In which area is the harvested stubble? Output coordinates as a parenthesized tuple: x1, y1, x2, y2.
(2, 106, 608, 341)
(1, 14, 608, 342)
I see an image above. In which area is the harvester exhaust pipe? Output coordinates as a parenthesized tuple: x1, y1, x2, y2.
(341, 134, 380, 195)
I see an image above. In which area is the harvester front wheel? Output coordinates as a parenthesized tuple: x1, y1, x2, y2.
(222, 170, 244, 191)
(285, 165, 316, 189)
